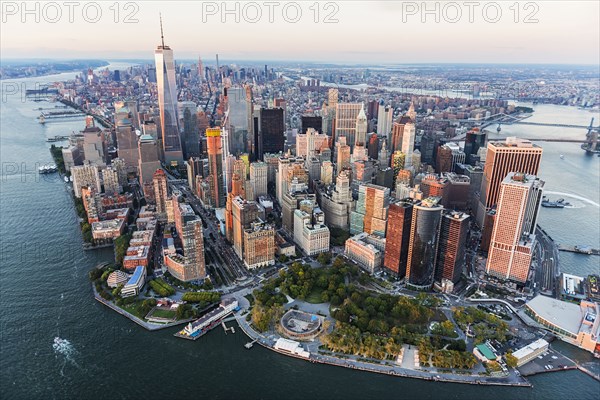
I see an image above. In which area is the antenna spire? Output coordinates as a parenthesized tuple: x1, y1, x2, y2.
(159, 13, 165, 48)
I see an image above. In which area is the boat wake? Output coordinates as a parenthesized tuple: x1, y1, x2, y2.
(544, 191, 600, 208)
(53, 337, 82, 376)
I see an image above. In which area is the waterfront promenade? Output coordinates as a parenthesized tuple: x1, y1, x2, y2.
(233, 309, 531, 387)
(92, 285, 192, 331)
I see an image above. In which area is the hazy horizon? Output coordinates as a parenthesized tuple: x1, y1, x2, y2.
(1, 1, 599, 65)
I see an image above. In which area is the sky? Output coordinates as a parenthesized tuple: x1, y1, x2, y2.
(1, 1, 599, 64)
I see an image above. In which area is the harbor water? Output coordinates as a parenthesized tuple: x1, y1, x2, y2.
(0, 65, 599, 399)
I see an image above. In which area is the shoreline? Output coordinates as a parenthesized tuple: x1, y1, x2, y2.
(92, 284, 192, 331)
(233, 313, 532, 388)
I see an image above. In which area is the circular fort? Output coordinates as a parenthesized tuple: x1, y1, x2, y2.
(280, 309, 322, 340)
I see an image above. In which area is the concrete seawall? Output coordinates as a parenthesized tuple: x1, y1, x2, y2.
(234, 314, 531, 387)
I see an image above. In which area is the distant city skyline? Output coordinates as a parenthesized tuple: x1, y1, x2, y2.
(1, 1, 599, 64)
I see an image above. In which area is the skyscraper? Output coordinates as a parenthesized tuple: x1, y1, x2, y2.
(435, 211, 470, 284)
(486, 173, 544, 283)
(478, 137, 543, 224)
(232, 196, 259, 260)
(259, 108, 285, 158)
(377, 104, 393, 137)
(401, 121, 416, 167)
(155, 18, 183, 164)
(350, 183, 390, 237)
(249, 161, 268, 199)
(138, 134, 161, 187)
(355, 105, 368, 146)
(301, 115, 323, 134)
(206, 128, 226, 208)
(383, 198, 416, 278)
(335, 103, 362, 150)
(464, 128, 487, 165)
(405, 197, 443, 290)
(227, 86, 250, 155)
(114, 102, 138, 173)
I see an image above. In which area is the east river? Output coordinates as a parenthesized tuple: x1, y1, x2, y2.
(0, 64, 599, 399)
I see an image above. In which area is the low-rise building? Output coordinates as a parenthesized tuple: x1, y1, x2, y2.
(123, 245, 151, 271)
(121, 265, 146, 297)
(511, 338, 549, 367)
(525, 295, 600, 354)
(473, 343, 498, 363)
(107, 270, 129, 288)
(345, 232, 384, 274)
(91, 218, 125, 240)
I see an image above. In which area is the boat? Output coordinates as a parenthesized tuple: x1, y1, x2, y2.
(64, 176, 69, 183)
(560, 154, 564, 159)
(541, 196, 571, 208)
(38, 164, 58, 174)
(46, 135, 69, 142)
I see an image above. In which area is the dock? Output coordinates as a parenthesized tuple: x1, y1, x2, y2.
(557, 244, 600, 256)
(245, 339, 258, 349)
(222, 321, 235, 334)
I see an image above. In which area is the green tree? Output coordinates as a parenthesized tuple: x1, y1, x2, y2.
(505, 352, 518, 368)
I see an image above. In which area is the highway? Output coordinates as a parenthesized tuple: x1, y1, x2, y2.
(534, 225, 559, 296)
(170, 182, 250, 286)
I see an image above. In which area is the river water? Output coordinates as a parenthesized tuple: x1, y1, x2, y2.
(0, 65, 598, 399)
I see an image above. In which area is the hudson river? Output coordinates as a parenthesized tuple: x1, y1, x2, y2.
(1, 65, 598, 399)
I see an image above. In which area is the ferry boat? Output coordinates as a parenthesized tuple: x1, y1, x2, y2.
(46, 135, 69, 142)
(38, 164, 58, 174)
(177, 298, 238, 340)
(541, 196, 571, 208)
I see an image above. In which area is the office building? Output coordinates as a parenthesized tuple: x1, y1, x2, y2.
(243, 221, 275, 269)
(114, 103, 139, 173)
(301, 115, 323, 134)
(259, 108, 285, 158)
(317, 170, 353, 230)
(101, 166, 121, 196)
(138, 134, 161, 188)
(206, 128, 226, 208)
(82, 125, 106, 166)
(436, 211, 470, 284)
(225, 86, 250, 155)
(335, 103, 362, 150)
(350, 183, 390, 237)
(355, 105, 368, 146)
(406, 197, 443, 290)
(249, 161, 268, 199)
(345, 232, 385, 274)
(296, 128, 329, 157)
(335, 136, 352, 174)
(293, 206, 330, 256)
(377, 104, 393, 138)
(480, 137, 543, 218)
(155, 25, 184, 163)
(72, 163, 101, 198)
(464, 128, 487, 165)
(383, 198, 416, 278)
(232, 196, 259, 259)
(486, 173, 544, 283)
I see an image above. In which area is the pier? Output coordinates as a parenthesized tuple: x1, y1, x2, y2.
(245, 339, 258, 349)
(222, 321, 235, 334)
(557, 244, 600, 256)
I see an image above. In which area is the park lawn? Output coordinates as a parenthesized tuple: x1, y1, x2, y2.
(121, 301, 146, 319)
(150, 308, 177, 319)
(305, 287, 325, 304)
